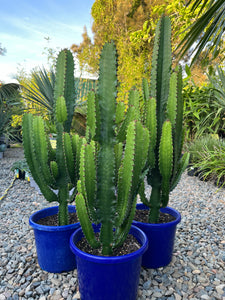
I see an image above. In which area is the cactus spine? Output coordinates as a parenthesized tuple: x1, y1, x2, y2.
(76, 42, 149, 255)
(23, 49, 81, 226)
(140, 16, 190, 223)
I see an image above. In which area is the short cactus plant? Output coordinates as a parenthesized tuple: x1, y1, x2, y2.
(75, 42, 149, 255)
(22, 49, 82, 226)
(139, 16, 190, 223)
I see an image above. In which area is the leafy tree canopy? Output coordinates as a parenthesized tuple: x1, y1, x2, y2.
(71, 0, 217, 99)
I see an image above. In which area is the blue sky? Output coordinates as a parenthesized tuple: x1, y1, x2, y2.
(0, 0, 95, 83)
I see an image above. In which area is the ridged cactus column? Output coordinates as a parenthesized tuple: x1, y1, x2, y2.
(114, 17, 190, 224)
(140, 16, 190, 223)
(23, 49, 82, 226)
(75, 42, 149, 255)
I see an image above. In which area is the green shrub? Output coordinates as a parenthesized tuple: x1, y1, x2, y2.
(183, 83, 225, 140)
(187, 135, 225, 187)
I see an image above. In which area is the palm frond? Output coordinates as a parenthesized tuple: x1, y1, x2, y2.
(21, 67, 55, 119)
(0, 83, 20, 103)
(178, 0, 225, 65)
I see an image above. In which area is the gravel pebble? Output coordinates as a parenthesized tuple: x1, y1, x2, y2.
(0, 147, 225, 299)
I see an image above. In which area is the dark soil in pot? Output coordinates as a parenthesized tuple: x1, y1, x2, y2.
(134, 209, 176, 223)
(36, 212, 79, 226)
(76, 233, 141, 256)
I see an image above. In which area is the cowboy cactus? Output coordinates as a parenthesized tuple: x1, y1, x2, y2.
(22, 49, 82, 226)
(75, 42, 149, 255)
(139, 16, 190, 223)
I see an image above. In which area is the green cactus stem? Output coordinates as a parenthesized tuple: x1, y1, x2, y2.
(23, 49, 80, 226)
(142, 16, 190, 223)
(116, 16, 189, 223)
(75, 42, 149, 255)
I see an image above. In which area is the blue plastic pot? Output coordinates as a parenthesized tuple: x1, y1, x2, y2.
(29, 205, 80, 273)
(70, 225, 148, 300)
(132, 204, 181, 269)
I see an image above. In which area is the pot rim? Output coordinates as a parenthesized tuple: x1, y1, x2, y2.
(29, 205, 80, 232)
(133, 204, 181, 228)
(70, 225, 148, 264)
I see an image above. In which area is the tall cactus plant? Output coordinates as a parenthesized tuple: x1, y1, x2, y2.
(139, 16, 190, 223)
(22, 49, 82, 226)
(75, 42, 149, 255)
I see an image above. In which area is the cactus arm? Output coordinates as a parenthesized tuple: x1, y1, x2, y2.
(71, 134, 84, 183)
(114, 142, 123, 186)
(86, 91, 97, 140)
(58, 186, 69, 226)
(138, 181, 149, 206)
(172, 66, 184, 175)
(22, 114, 58, 203)
(129, 121, 149, 202)
(32, 116, 56, 187)
(114, 199, 137, 248)
(75, 192, 100, 248)
(116, 105, 136, 142)
(63, 132, 75, 184)
(116, 121, 136, 226)
(150, 16, 172, 133)
(80, 143, 98, 222)
(54, 49, 75, 132)
(97, 145, 116, 255)
(142, 77, 149, 103)
(145, 97, 157, 168)
(97, 42, 117, 145)
(166, 72, 178, 127)
(56, 96, 67, 123)
(148, 170, 161, 223)
(159, 120, 173, 207)
(128, 89, 141, 120)
(117, 89, 141, 140)
(117, 121, 149, 226)
(50, 161, 59, 180)
(55, 122, 68, 185)
(115, 101, 125, 125)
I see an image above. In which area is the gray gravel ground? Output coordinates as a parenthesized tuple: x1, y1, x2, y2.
(0, 147, 224, 300)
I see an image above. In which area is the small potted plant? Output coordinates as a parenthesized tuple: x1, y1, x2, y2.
(70, 42, 149, 300)
(22, 49, 82, 273)
(11, 159, 30, 180)
(132, 16, 190, 269)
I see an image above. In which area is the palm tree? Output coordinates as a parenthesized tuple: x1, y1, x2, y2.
(178, 0, 225, 65)
(0, 83, 20, 103)
(0, 82, 21, 142)
(21, 67, 88, 136)
(21, 67, 55, 122)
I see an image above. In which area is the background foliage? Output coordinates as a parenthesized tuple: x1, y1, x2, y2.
(71, 0, 215, 100)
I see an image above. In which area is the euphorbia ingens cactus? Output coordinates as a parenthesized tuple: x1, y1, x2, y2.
(22, 49, 82, 226)
(75, 42, 149, 255)
(139, 16, 190, 223)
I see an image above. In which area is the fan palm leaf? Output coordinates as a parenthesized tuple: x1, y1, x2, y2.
(22, 67, 55, 120)
(0, 83, 20, 103)
(178, 0, 225, 65)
